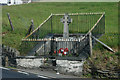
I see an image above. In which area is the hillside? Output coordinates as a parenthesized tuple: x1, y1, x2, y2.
(2, 2, 119, 78)
(2, 2, 118, 50)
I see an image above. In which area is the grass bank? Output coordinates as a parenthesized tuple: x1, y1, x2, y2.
(2, 2, 118, 51)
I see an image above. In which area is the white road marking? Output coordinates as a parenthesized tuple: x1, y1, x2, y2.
(18, 71, 29, 75)
(0, 67, 9, 70)
(37, 75, 48, 79)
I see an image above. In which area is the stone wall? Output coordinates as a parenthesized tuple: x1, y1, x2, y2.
(16, 58, 44, 68)
(2, 45, 20, 67)
(56, 60, 85, 76)
(16, 58, 85, 76)
(2, 45, 20, 57)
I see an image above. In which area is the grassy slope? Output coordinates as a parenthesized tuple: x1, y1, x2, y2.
(2, 2, 118, 50)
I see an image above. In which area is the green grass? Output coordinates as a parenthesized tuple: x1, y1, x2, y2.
(2, 2, 118, 51)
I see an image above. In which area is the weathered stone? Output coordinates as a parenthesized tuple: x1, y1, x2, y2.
(16, 58, 44, 68)
(74, 71, 82, 76)
(61, 13, 72, 39)
(57, 66, 67, 74)
(56, 60, 85, 76)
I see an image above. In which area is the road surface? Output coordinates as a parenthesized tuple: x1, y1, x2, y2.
(0, 67, 52, 80)
(0, 67, 82, 80)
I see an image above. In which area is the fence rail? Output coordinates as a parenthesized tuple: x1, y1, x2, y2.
(52, 12, 105, 16)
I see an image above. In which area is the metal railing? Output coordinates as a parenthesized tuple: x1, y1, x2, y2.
(20, 12, 105, 60)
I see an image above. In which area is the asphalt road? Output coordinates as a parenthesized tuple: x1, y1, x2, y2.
(0, 67, 52, 80)
(0, 67, 82, 80)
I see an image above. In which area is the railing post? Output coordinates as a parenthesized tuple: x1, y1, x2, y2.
(26, 19, 34, 37)
(89, 32, 92, 56)
(7, 13, 14, 31)
(5, 56, 9, 67)
(51, 14, 53, 33)
(56, 40, 57, 56)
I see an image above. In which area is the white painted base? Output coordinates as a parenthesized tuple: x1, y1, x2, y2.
(16, 58, 44, 68)
(56, 60, 85, 76)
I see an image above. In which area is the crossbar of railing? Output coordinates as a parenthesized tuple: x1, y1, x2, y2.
(52, 12, 105, 16)
(22, 38, 86, 42)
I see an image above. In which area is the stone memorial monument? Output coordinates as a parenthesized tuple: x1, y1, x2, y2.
(55, 13, 79, 55)
(55, 13, 73, 55)
(61, 13, 72, 39)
